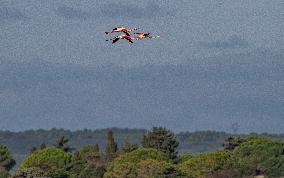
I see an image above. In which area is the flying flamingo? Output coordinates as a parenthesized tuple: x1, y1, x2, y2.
(106, 35, 134, 44)
(134, 32, 160, 40)
(105, 26, 139, 36)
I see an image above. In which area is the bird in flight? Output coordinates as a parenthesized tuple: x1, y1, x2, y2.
(105, 26, 139, 36)
(106, 35, 134, 44)
(134, 32, 160, 40)
(105, 26, 160, 44)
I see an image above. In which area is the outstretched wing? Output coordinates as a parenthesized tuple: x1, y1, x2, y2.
(122, 29, 131, 36)
(124, 36, 134, 43)
(112, 38, 120, 44)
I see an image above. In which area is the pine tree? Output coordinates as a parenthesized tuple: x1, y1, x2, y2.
(141, 127, 179, 160)
(105, 130, 118, 160)
(0, 144, 16, 171)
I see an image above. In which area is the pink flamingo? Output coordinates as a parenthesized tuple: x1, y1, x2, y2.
(105, 26, 139, 36)
(106, 35, 134, 44)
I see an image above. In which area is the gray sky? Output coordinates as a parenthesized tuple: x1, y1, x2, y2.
(0, 0, 283, 133)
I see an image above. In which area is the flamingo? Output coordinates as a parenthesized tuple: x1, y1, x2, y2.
(105, 26, 139, 36)
(106, 35, 134, 44)
(134, 32, 160, 40)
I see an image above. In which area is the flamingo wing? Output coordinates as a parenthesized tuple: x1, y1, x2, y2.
(124, 36, 134, 43)
(122, 29, 131, 36)
(112, 38, 120, 44)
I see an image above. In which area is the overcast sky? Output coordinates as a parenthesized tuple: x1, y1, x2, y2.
(0, 0, 283, 133)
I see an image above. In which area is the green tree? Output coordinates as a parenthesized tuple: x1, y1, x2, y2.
(105, 130, 118, 160)
(142, 127, 179, 160)
(104, 148, 170, 178)
(233, 136, 284, 177)
(179, 150, 236, 178)
(19, 147, 72, 177)
(0, 144, 16, 171)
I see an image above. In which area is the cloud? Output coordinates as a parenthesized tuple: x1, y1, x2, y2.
(202, 35, 249, 49)
(0, 49, 283, 133)
(100, 2, 174, 19)
(55, 5, 91, 20)
(0, 7, 27, 23)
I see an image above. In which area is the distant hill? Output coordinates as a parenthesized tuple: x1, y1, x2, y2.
(1, 128, 284, 155)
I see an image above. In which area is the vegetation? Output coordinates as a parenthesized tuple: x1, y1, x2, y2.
(18, 147, 72, 177)
(233, 136, 284, 177)
(142, 127, 179, 160)
(0, 144, 16, 171)
(179, 151, 236, 178)
(0, 128, 284, 177)
(105, 130, 118, 161)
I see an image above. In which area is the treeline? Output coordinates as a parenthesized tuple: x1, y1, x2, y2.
(1, 127, 284, 177)
(1, 128, 284, 155)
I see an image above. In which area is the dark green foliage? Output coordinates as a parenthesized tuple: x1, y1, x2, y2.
(233, 136, 284, 177)
(19, 147, 72, 177)
(142, 127, 179, 160)
(223, 136, 245, 151)
(105, 130, 118, 160)
(0, 144, 16, 171)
